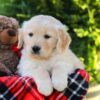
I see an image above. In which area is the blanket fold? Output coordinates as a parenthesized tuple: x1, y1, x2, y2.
(0, 69, 89, 100)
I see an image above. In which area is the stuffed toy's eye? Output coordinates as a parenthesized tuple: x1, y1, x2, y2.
(44, 34, 51, 39)
(29, 33, 33, 37)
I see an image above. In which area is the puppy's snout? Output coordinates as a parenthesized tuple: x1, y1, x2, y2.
(8, 30, 16, 36)
(32, 46, 41, 54)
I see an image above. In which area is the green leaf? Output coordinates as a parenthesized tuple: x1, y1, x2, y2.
(74, 28, 89, 37)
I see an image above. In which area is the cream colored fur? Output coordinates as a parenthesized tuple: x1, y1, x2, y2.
(17, 15, 84, 96)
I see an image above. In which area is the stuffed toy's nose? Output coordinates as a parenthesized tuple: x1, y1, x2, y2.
(8, 30, 16, 36)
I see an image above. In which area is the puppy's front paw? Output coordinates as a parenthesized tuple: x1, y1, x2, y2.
(37, 81, 53, 96)
(52, 78, 68, 91)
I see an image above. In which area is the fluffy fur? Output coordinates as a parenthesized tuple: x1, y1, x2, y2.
(17, 15, 84, 96)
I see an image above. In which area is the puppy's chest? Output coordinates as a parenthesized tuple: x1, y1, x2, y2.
(22, 58, 53, 71)
(34, 60, 53, 71)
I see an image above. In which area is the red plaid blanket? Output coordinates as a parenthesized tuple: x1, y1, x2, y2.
(0, 69, 89, 100)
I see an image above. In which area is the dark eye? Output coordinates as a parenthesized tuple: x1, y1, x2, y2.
(44, 34, 51, 39)
(29, 33, 33, 37)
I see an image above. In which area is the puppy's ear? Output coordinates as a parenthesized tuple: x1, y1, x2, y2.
(57, 27, 71, 53)
(17, 29, 23, 49)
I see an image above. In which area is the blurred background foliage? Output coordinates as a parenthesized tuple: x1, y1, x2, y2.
(0, 0, 100, 83)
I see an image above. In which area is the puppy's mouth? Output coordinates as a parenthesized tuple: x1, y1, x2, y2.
(30, 52, 50, 61)
(31, 51, 40, 55)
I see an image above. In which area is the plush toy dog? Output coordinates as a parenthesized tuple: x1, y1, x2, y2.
(0, 15, 19, 76)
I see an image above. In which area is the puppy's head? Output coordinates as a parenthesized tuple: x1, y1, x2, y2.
(18, 15, 71, 60)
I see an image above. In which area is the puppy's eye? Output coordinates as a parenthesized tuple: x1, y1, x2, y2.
(44, 34, 51, 39)
(29, 33, 33, 37)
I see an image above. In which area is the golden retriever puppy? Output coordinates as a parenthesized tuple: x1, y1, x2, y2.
(17, 15, 84, 96)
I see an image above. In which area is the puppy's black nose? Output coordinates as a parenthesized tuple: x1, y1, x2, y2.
(32, 46, 41, 53)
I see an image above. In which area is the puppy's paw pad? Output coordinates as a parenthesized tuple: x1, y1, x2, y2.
(38, 85, 53, 96)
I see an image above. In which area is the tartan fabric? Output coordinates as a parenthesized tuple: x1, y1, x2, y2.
(64, 69, 89, 100)
(0, 69, 89, 100)
(11, 44, 21, 58)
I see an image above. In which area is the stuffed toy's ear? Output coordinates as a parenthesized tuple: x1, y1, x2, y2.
(17, 29, 23, 49)
(57, 26, 71, 53)
(10, 17, 19, 29)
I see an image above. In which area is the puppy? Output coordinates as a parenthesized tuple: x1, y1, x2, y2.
(17, 15, 84, 96)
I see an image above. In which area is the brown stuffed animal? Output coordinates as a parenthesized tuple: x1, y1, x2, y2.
(0, 15, 19, 76)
